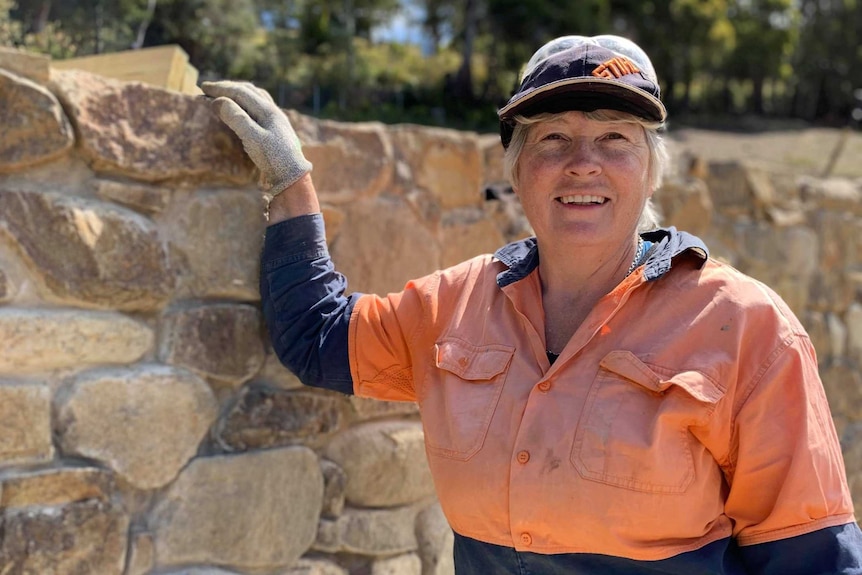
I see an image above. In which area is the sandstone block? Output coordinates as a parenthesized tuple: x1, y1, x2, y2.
(847, 303, 862, 364)
(215, 385, 345, 451)
(655, 176, 713, 237)
(0, 189, 175, 310)
(821, 361, 862, 421)
(158, 189, 264, 301)
(800, 177, 862, 215)
(735, 223, 817, 314)
(391, 126, 482, 210)
(0, 46, 51, 84)
(151, 447, 323, 570)
(315, 505, 420, 555)
(320, 458, 347, 518)
(440, 209, 505, 268)
(96, 178, 172, 214)
(0, 308, 152, 373)
(0, 466, 112, 508)
(55, 365, 217, 489)
(126, 531, 155, 575)
(290, 114, 393, 203)
(416, 503, 455, 575)
(0, 499, 129, 574)
(0, 68, 74, 172)
(480, 134, 505, 184)
(0, 268, 12, 302)
(372, 553, 422, 575)
(324, 421, 434, 507)
(330, 197, 440, 295)
(0, 381, 52, 465)
(49, 69, 255, 184)
(283, 558, 349, 575)
(160, 303, 265, 384)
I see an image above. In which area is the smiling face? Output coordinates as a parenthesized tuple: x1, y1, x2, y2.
(512, 110, 653, 253)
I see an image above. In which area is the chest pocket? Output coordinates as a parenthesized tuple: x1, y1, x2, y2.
(571, 350, 724, 494)
(422, 338, 514, 461)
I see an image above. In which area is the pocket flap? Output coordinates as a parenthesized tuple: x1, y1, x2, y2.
(599, 350, 723, 404)
(435, 339, 514, 381)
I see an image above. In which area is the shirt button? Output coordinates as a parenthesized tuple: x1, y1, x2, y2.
(520, 532, 533, 546)
(516, 450, 530, 464)
(537, 381, 551, 392)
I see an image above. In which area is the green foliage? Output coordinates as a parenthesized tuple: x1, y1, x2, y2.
(1, 0, 857, 126)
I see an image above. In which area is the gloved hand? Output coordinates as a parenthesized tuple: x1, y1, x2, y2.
(201, 80, 312, 196)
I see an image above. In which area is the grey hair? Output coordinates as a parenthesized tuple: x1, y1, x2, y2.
(502, 110, 668, 232)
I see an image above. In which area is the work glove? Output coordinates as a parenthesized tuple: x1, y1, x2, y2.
(201, 80, 312, 196)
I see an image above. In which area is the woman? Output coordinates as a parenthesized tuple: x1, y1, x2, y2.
(202, 35, 862, 574)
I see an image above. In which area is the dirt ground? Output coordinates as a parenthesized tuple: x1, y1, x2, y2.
(667, 124, 862, 178)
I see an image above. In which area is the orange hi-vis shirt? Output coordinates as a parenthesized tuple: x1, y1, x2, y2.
(347, 230, 855, 560)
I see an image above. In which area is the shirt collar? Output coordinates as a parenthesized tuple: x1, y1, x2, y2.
(493, 227, 709, 287)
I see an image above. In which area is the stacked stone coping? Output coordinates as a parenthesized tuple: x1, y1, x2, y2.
(1, 50, 862, 574)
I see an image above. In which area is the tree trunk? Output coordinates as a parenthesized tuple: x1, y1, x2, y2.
(452, 0, 478, 102)
(132, 0, 157, 49)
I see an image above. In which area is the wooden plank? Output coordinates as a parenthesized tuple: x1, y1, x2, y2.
(51, 45, 200, 94)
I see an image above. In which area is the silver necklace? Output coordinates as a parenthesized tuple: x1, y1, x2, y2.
(625, 236, 645, 278)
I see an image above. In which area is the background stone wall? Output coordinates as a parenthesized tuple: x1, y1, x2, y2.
(1, 53, 861, 575)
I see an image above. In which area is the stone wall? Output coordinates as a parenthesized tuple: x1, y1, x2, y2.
(1, 52, 861, 574)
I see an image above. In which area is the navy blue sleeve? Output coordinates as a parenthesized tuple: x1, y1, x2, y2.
(259, 213, 359, 395)
(740, 523, 862, 575)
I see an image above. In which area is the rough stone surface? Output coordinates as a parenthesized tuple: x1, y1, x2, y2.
(0, 466, 112, 507)
(283, 558, 349, 575)
(847, 303, 862, 364)
(97, 178, 173, 214)
(809, 211, 857, 313)
(821, 362, 862, 421)
(291, 114, 393, 202)
(0, 68, 74, 172)
(325, 421, 434, 508)
(157, 568, 241, 575)
(800, 177, 862, 215)
(0, 268, 10, 302)
(391, 126, 483, 210)
(0, 189, 175, 310)
(0, 499, 129, 574)
(0, 46, 51, 84)
(320, 458, 347, 518)
(0, 308, 153, 373)
(330, 197, 440, 295)
(55, 365, 217, 489)
(50, 69, 256, 184)
(151, 447, 323, 570)
(655, 176, 713, 237)
(416, 503, 455, 575)
(160, 303, 265, 384)
(0, 381, 52, 465)
(733, 223, 817, 314)
(126, 531, 156, 575)
(215, 385, 345, 451)
(157, 189, 264, 300)
(440, 209, 506, 269)
(316, 505, 420, 555)
(372, 553, 422, 575)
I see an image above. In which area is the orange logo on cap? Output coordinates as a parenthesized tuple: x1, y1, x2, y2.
(592, 57, 640, 79)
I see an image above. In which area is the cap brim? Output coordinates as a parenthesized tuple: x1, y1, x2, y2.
(498, 78, 667, 147)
